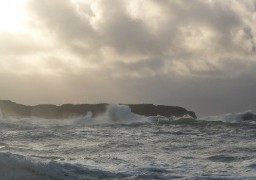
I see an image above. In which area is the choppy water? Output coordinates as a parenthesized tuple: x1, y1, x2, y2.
(1, 105, 256, 179)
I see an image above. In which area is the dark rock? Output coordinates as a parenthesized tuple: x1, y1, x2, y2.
(31, 104, 59, 119)
(58, 104, 107, 118)
(0, 100, 196, 119)
(0, 100, 32, 118)
(126, 104, 196, 118)
(242, 112, 256, 121)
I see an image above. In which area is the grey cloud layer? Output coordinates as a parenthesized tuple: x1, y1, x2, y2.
(1, 0, 256, 115)
(24, 0, 256, 77)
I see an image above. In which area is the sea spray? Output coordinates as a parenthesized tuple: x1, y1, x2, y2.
(75, 104, 150, 125)
(1, 110, 256, 179)
(200, 110, 256, 122)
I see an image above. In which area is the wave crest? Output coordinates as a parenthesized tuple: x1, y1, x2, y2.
(201, 111, 256, 122)
(75, 104, 150, 125)
(0, 152, 127, 179)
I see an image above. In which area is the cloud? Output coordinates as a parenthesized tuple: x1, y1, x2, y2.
(0, 0, 256, 115)
(24, 0, 256, 75)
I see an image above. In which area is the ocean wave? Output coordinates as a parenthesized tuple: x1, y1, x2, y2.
(74, 104, 151, 126)
(0, 152, 177, 180)
(0, 152, 127, 180)
(1, 105, 256, 127)
(201, 111, 256, 122)
(1, 105, 196, 126)
(74, 104, 203, 127)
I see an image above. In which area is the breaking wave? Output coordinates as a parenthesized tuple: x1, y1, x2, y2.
(63, 106, 256, 126)
(1, 107, 256, 179)
(0, 152, 176, 180)
(201, 111, 256, 122)
(0, 152, 127, 180)
(1, 105, 256, 127)
(74, 104, 151, 125)
(73, 104, 200, 126)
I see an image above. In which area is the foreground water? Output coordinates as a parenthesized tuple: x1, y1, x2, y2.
(1, 106, 256, 179)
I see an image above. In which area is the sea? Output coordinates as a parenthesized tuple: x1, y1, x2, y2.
(0, 104, 256, 180)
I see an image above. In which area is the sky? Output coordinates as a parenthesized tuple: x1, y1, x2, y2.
(0, 0, 256, 116)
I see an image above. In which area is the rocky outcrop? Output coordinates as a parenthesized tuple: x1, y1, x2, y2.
(0, 100, 31, 118)
(242, 111, 256, 121)
(126, 104, 196, 118)
(0, 100, 196, 119)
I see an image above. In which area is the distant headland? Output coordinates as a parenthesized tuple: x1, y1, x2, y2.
(0, 100, 196, 119)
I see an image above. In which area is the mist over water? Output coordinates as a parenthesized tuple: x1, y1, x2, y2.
(1, 105, 256, 179)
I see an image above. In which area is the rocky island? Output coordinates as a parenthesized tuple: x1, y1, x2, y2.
(0, 100, 196, 119)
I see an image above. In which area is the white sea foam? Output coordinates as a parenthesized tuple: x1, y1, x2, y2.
(0, 105, 151, 128)
(200, 111, 256, 122)
(1, 109, 256, 179)
(75, 104, 150, 125)
(1, 104, 256, 127)
(0, 152, 126, 180)
(0, 152, 61, 180)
